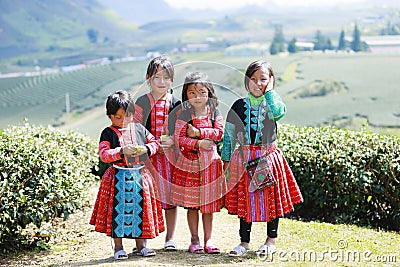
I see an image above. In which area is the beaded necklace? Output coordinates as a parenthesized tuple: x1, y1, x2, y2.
(244, 93, 267, 145)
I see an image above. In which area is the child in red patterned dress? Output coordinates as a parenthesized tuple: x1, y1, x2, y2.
(171, 72, 225, 254)
(134, 56, 181, 251)
(90, 90, 164, 259)
(221, 60, 303, 257)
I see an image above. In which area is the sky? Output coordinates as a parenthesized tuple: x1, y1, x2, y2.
(165, 0, 367, 10)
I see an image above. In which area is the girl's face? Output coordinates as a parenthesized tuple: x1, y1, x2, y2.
(248, 67, 272, 97)
(110, 108, 132, 128)
(148, 66, 172, 97)
(187, 83, 208, 110)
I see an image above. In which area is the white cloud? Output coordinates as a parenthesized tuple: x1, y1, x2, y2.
(165, 0, 366, 10)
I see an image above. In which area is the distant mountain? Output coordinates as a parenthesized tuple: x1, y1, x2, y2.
(96, 0, 233, 25)
(0, 0, 138, 61)
(1, 0, 399, 70)
(96, 0, 400, 25)
(96, 0, 178, 25)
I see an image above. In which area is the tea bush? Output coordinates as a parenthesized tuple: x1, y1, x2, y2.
(0, 123, 98, 250)
(1, 122, 399, 252)
(278, 124, 400, 230)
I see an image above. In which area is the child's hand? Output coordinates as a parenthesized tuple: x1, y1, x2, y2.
(122, 144, 147, 156)
(121, 144, 136, 156)
(197, 139, 214, 150)
(132, 145, 147, 156)
(159, 136, 174, 152)
(187, 124, 200, 138)
(265, 77, 274, 92)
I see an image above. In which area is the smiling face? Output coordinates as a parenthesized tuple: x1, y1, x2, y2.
(248, 67, 272, 97)
(187, 83, 208, 110)
(148, 66, 172, 98)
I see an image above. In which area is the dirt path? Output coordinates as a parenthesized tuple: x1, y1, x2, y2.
(1, 186, 271, 267)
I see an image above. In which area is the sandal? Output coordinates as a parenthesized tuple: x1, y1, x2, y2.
(164, 240, 177, 251)
(256, 244, 276, 256)
(204, 245, 220, 254)
(137, 247, 156, 257)
(228, 245, 248, 257)
(114, 250, 128, 260)
(188, 244, 204, 254)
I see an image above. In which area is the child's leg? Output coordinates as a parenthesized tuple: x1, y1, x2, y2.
(165, 207, 177, 242)
(202, 212, 213, 246)
(228, 218, 251, 256)
(264, 218, 279, 246)
(187, 209, 200, 245)
(135, 239, 156, 256)
(113, 237, 124, 252)
(239, 218, 252, 249)
(135, 239, 147, 251)
(256, 218, 279, 256)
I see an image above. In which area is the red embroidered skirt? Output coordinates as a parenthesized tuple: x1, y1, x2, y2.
(149, 150, 176, 210)
(225, 144, 303, 222)
(171, 150, 225, 213)
(89, 166, 165, 238)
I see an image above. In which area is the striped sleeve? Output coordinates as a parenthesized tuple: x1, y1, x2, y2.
(199, 111, 223, 141)
(221, 121, 236, 161)
(264, 90, 286, 121)
(98, 141, 123, 163)
(175, 119, 198, 150)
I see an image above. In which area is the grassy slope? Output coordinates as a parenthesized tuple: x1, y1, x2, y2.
(0, 0, 138, 65)
(1, 52, 399, 138)
(2, 186, 399, 266)
(53, 52, 400, 138)
(280, 53, 400, 128)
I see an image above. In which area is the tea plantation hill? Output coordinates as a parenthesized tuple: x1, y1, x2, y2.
(1, 52, 399, 139)
(0, 0, 139, 66)
(0, 59, 148, 129)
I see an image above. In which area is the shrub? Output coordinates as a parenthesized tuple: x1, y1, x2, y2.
(278, 124, 400, 230)
(287, 79, 347, 99)
(0, 123, 98, 250)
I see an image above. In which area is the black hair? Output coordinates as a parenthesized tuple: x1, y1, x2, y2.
(146, 55, 175, 82)
(106, 90, 135, 117)
(244, 60, 275, 91)
(181, 72, 218, 115)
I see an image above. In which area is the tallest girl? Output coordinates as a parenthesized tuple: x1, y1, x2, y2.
(221, 60, 303, 257)
(134, 56, 181, 251)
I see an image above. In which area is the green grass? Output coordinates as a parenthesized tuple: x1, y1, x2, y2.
(2, 207, 399, 266)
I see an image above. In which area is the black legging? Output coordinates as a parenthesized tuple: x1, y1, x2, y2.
(239, 217, 279, 243)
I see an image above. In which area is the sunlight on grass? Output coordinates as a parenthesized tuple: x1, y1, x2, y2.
(280, 60, 298, 82)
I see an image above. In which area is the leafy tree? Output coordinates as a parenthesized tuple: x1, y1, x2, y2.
(381, 21, 400, 35)
(87, 28, 98, 44)
(313, 30, 324, 51)
(313, 30, 333, 51)
(269, 25, 286, 55)
(288, 38, 298, 53)
(338, 29, 346, 51)
(351, 24, 363, 52)
(270, 42, 279, 55)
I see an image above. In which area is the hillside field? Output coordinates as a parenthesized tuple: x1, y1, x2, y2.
(1, 52, 399, 139)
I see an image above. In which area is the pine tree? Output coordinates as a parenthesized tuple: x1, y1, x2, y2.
(338, 29, 346, 51)
(288, 38, 298, 53)
(351, 24, 363, 52)
(269, 25, 286, 55)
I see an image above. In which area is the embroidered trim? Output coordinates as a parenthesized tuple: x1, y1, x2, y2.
(244, 98, 267, 145)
